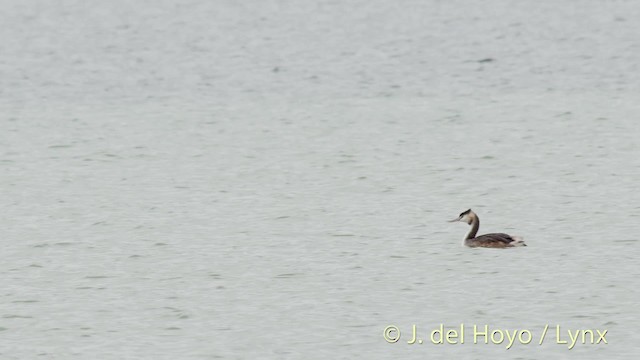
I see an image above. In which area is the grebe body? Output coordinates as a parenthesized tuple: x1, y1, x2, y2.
(449, 209, 526, 248)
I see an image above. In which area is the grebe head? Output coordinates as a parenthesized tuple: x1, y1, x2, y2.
(448, 209, 475, 224)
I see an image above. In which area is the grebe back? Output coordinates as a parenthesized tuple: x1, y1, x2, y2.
(449, 209, 526, 248)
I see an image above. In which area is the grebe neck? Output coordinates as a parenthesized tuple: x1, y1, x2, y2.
(464, 216, 480, 241)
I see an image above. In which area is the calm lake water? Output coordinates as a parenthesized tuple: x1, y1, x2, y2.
(1, 1, 639, 359)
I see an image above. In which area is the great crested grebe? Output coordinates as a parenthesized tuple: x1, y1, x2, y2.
(449, 209, 526, 248)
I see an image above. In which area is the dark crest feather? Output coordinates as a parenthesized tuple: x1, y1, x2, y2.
(460, 209, 472, 216)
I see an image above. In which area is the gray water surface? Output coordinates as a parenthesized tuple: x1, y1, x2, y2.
(1, 1, 639, 359)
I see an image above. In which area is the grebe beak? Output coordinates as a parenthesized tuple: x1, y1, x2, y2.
(448, 216, 462, 222)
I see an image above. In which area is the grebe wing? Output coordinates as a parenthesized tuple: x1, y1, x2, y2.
(469, 233, 516, 248)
